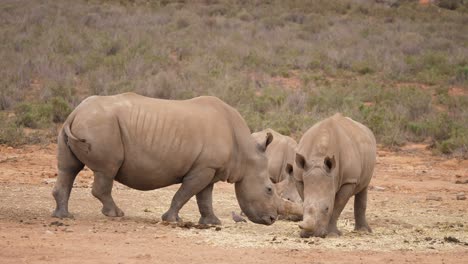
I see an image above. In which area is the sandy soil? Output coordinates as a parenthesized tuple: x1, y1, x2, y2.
(0, 143, 467, 263)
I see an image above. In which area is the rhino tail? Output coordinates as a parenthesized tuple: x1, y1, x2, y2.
(63, 122, 91, 154)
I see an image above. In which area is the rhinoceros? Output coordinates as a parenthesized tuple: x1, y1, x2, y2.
(52, 93, 280, 225)
(294, 113, 376, 237)
(252, 129, 302, 220)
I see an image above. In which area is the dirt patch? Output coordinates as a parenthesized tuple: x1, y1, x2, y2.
(0, 144, 467, 263)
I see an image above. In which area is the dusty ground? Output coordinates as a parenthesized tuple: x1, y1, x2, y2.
(0, 144, 467, 263)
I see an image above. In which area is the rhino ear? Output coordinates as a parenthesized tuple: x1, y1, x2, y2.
(295, 153, 308, 171)
(324, 155, 336, 173)
(257, 132, 273, 152)
(285, 163, 293, 176)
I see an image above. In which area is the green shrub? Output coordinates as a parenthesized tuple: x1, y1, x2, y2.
(14, 97, 71, 128)
(455, 65, 468, 84)
(0, 113, 26, 146)
(15, 102, 53, 129)
(51, 97, 72, 122)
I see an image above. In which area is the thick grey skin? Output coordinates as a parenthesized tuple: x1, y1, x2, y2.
(52, 93, 279, 225)
(294, 113, 376, 238)
(252, 129, 302, 221)
(251, 129, 301, 203)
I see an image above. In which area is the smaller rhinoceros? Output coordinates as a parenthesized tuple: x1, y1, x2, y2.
(252, 129, 302, 220)
(295, 113, 376, 238)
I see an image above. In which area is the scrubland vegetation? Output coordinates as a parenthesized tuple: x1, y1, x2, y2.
(0, 0, 467, 156)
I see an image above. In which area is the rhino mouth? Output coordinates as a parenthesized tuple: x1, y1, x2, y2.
(248, 214, 277, 225)
(261, 215, 277, 225)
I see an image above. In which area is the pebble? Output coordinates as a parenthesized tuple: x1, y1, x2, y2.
(373, 186, 386, 191)
(43, 178, 57, 185)
(456, 192, 466, 200)
(426, 195, 442, 201)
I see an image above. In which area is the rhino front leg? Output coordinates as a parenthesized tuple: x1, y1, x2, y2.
(327, 184, 355, 237)
(162, 168, 215, 223)
(92, 172, 124, 217)
(196, 183, 221, 225)
(354, 187, 372, 233)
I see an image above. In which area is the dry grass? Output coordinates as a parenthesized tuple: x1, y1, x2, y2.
(0, 0, 467, 155)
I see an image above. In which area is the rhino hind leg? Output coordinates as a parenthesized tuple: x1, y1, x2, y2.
(162, 168, 216, 223)
(52, 130, 84, 218)
(92, 171, 124, 217)
(196, 183, 221, 225)
(52, 169, 81, 218)
(354, 187, 372, 233)
(327, 184, 355, 237)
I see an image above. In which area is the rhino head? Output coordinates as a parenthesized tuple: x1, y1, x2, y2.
(294, 153, 337, 237)
(234, 132, 279, 225)
(275, 163, 302, 204)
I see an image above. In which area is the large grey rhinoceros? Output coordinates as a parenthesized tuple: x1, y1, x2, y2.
(294, 113, 376, 237)
(52, 92, 279, 225)
(251, 129, 302, 220)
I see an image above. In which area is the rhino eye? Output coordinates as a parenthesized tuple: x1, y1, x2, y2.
(266, 186, 273, 195)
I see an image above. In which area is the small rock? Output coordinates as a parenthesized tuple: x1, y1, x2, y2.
(444, 236, 460, 244)
(45, 230, 54, 235)
(272, 236, 277, 241)
(50, 221, 64, 227)
(370, 186, 386, 191)
(135, 254, 151, 259)
(43, 178, 56, 185)
(215, 227, 222, 231)
(426, 195, 442, 201)
(455, 180, 468, 184)
(456, 192, 466, 200)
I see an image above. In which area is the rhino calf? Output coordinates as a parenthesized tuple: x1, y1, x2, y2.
(294, 113, 376, 237)
(52, 93, 279, 225)
(252, 129, 302, 220)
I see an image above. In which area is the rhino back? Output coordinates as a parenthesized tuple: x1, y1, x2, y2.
(68, 93, 244, 190)
(114, 95, 239, 189)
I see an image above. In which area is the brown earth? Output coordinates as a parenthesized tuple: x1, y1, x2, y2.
(0, 144, 467, 263)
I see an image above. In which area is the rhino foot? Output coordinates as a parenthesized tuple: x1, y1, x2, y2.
(52, 210, 73, 219)
(355, 224, 372, 233)
(199, 215, 221, 225)
(161, 212, 181, 222)
(327, 227, 342, 237)
(102, 206, 124, 217)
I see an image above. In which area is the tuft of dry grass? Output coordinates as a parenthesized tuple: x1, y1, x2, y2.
(0, 0, 467, 155)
